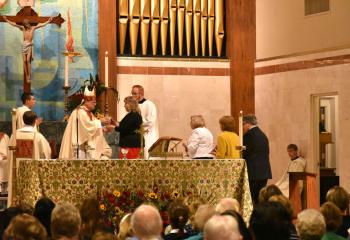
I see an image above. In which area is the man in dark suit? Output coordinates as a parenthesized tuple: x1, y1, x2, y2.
(243, 114, 272, 204)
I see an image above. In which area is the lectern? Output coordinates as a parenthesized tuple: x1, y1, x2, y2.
(148, 136, 183, 159)
(289, 172, 318, 215)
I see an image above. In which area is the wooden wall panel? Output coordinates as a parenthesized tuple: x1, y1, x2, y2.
(226, 0, 256, 120)
(99, 0, 118, 118)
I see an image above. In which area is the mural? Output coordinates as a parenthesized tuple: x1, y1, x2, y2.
(0, 0, 98, 121)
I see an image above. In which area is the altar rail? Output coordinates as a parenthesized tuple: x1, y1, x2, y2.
(16, 159, 252, 222)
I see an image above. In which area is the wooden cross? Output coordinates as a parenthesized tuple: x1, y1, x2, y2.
(0, 6, 65, 93)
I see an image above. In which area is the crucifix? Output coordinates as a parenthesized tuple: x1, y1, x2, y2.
(0, 6, 65, 93)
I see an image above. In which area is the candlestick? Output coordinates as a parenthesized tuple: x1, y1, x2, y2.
(105, 51, 109, 88)
(104, 87, 109, 115)
(63, 86, 71, 121)
(64, 56, 69, 87)
(239, 110, 243, 146)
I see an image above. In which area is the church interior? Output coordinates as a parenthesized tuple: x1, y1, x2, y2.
(0, 0, 350, 239)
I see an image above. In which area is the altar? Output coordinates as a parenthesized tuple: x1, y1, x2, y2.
(16, 159, 253, 222)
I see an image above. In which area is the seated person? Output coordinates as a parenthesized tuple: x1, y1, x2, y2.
(183, 115, 214, 159)
(320, 201, 346, 240)
(275, 144, 306, 197)
(326, 186, 350, 238)
(215, 116, 240, 159)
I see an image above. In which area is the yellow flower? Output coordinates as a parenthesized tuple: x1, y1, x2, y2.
(113, 190, 121, 197)
(115, 206, 124, 216)
(100, 204, 106, 211)
(148, 192, 158, 200)
(171, 191, 180, 199)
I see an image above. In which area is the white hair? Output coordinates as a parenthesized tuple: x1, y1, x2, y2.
(204, 215, 241, 240)
(296, 209, 326, 240)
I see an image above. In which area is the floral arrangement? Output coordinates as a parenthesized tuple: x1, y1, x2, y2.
(98, 188, 185, 230)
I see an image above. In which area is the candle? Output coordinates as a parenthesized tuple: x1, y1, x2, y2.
(239, 110, 243, 146)
(105, 51, 109, 88)
(11, 108, 16, 143)
(64, 56, 69, 87)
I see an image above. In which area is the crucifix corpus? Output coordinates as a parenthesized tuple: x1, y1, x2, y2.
(0, 6, 65, 93)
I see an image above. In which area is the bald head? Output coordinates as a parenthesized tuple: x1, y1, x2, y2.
(131, 204, 162, 239)
(204, 215, 241, 240)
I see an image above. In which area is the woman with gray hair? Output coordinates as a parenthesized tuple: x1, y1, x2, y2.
(296, 209, 326, 240)
(183, 115, 214, 159)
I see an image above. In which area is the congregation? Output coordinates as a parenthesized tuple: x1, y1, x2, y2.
(0, 184, 349, 240)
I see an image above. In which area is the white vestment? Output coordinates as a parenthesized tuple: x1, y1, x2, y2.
(59, 105, 112, 160)
(15, 105, 31, 130)
(139, 99, 159, 158)
(0, 133, 9, 183)
(275, 157, 306, 197)
(8, 125, 51, 206)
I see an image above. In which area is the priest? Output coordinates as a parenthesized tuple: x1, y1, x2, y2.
(59, 86, 112, 159)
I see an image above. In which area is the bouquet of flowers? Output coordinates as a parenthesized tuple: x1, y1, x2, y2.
(98, 188, 184, 230)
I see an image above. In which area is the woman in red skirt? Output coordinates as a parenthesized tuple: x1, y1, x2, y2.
(113, 96, 143, 159)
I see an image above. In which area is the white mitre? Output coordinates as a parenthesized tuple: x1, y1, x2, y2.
(82, 86, 96, 102)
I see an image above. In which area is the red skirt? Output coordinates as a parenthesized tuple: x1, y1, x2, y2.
(119, 147, 141, 159)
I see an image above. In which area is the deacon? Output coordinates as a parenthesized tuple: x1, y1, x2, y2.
(16, 92, 42, 130)
(59, 86, 112, 159)
(131, 85, 159, 158)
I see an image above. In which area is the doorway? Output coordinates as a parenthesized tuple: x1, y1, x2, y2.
(311, 93, 339, 204)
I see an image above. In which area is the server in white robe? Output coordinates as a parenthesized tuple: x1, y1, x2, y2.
(275, 144, 306, 197)
(8, 111, 51, 205)
(131, 85, 159, 158)
(16, 92, 41, 130)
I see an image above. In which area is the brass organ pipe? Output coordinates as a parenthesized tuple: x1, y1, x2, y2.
(151, 0, 160, 55)
(177, 0, 185, 56)
(160, 0, 168, 55)
(214, 0, 224, 57)
(169, 0, 177, 56)
(129, 0, 140, 55)
(141, 0, 151, 55)
(185, 0, 193, 56)
(193, 0, 200, 56)
(208, 0, 214, 56)
(119, 0, 129, 54)
(200, 0, 207, 56)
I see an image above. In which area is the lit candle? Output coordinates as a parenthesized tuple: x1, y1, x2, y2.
(105, 51, 109, 88)
(239, 110, 243, 146)
(11, 108, 16, 142)
(64, 56, 69, 87)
